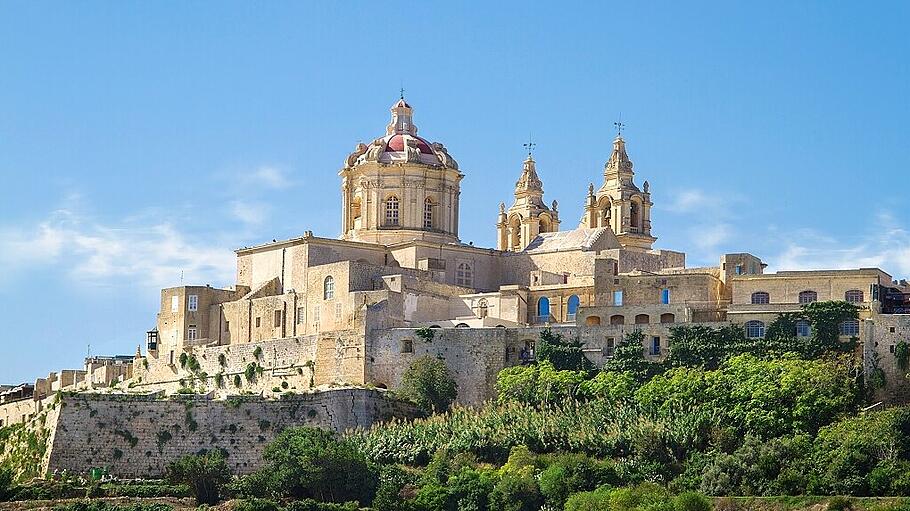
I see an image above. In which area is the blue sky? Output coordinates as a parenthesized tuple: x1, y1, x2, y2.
(1, 2, 908, 383)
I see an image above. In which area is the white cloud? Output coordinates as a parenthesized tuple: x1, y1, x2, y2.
(691, 222, 732, 251)
(230, 200, 269, 226)
(0, 208, 235, 290)
(245, 166, 293, 190)
(766, 214, 910, 278)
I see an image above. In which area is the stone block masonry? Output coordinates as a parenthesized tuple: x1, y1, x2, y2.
(42, 389, 417, 478)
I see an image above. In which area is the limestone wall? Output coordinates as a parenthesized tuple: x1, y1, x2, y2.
(43, 390, 416, 478)
(865, 314, 910, 404)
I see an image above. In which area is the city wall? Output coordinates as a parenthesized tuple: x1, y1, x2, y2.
(40, 389, 416, 478)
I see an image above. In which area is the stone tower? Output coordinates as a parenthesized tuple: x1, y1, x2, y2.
(497, 154, 560, 251)
(340, 98, 463, 245)
(580, 135, 655, 249)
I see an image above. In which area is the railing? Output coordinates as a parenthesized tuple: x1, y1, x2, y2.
(533, 315, 553, 324)
(566, 313, 577, 322)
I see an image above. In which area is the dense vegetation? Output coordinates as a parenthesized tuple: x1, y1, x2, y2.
(3, 300, 910, 511)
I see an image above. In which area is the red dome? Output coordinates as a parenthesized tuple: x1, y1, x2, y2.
(386, 134, 434, 154)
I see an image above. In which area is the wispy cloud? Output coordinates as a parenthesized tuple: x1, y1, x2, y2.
(241, 166, 294, 190)
(230, 200, 269, 226)
(0, 207, 235, 290)
(766, 213, 910, 278)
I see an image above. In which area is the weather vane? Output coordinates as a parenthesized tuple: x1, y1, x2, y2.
(614, 114, 625, 137)
(523, 134, 536, 157)
(400, 86, 405, 100)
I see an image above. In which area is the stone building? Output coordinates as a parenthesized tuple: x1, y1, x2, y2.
(5, 96, 907, 431)
(120, 96, 910, 407)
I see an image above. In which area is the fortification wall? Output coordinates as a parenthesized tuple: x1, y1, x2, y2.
(43, 389, 416, 478)
(866, 314, 910, 405)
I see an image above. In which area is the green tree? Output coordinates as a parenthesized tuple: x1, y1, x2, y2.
(165, 450, 232, 505)
(538, 453, 618, 508)
(255, 427, 378, 504)
(399, 356, 458, 413)
(536, 329, 594, 371)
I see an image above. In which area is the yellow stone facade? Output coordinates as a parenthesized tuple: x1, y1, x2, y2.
(4, 97, 908, 427)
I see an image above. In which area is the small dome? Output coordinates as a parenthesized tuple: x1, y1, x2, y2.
(386, 134, 434, 154)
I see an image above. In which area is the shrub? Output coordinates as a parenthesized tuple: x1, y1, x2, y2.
(398, 355, 458, 413)
(536, 328, 595, 371)
(674, 492, 713, 511)
(234, 498, 282, 511)
(0, 467, 15, 501)
(371, 465, 418, 511)
(165, 450, 232, 505)
(248, 427, 378, 504)
(564, 485, 613, 511)
(538, 453, 618, 508)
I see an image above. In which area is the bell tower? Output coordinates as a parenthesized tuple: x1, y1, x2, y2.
(580, 130, 655, 250)
(497, 149, 560, 252)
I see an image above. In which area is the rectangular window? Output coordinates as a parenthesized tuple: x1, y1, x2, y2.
(188, 295, 198, 312)
(735, 265, 744, 275)
(187, 326, 197, 341)
(171, 296, 179, 312)
(456, 261, 474, 287)
(651, 336, 661, 356)
(335, 302, 342, 320)
(661, 289, 670, 304)
(605, 338, 615, 357)
(313, 306, 320, 324)
(255, 317, 261, 328)
(401, 339, 414, 354)
(274, 310, 282, 327)
(613, 290, 623, 306)
(297, 307, 305, 324)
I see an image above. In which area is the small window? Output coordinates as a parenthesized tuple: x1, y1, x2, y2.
(798, 290, 818, 304)
(424, 198, 434, 229)
(585, 315, 601, 326)
(660, 288, 670, 305)
(751, 292, 770, 305)
(477, 299, 489, 319)
(890, 344, 896, 354)
(188, 295, 198, 312)
(456, 262, 474, 287)
(660, 313, 675, 324)
(635, 314, 650, 325)
(324, 276, 335, 300)
(845, 290, 864, 303)
(401, 339, 414, 354)
(745, 320, 765, 339)
(255, 317, 261, 328)
(171, 296, 179, 312)
(187, 326, 198, 341)
(385, 196, 400, 226)
(651, 337, 661, 356)
(335, 302, 342, 320)
(613, 289, 623, 306)
(455, 323, 470, 328)
(839, 320, 860, 336)
(297, 307, 305, 324)
(610, 314, 625, 326)
(605, 337, 615, 357)
(274, 310, 282, 327)
(735, 265, 744, 275)
(313, 307, 320, 324)
(796, 320, 811, 337)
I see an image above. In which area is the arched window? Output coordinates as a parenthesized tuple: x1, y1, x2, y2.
(539, 214, 552, 233)
(629, 200, 641, 231)
(660, 313, 675, 324)
(477, 299, 488, 319)
(845, 290, 864, 303)
(536, 297, 550, 323)
(798, 290, 818, 304)
(840, 320, 860, 336)
(567, 295, 580, 320)
(610, 314, 625, 326)
(745, 320, 765, 339)
(423, 198, 434, 229)
(455, 323, 470, 329)
(351, 197, 362, 228)
(509, 215, 522, 250)
(323, 276, 335, 300)
(601, 204, 611, 228)
(385, 196, 400, 226)
(796, 320, 811, 337)
(585, 316, 601, 326)
(456, 262, 474, 287)
(751, 292, 770, 305)
(635, 314, 650, 325)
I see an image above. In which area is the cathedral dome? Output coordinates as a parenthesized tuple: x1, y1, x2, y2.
(344, 98, 458, 170)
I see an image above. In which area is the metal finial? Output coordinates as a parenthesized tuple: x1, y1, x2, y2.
(523, 134, 537, 157)
(614, 114, 625, 137)
(400, 87, 405, 100)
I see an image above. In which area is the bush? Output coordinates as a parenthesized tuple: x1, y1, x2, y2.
(0, 467, 14, 501)
(674, 492, 713, 511)
(165, 450, 232, 505)
(487, 447, 544, 511)
(398, 355, 458, 414)
(247, 427, 378, 504)
(564, 485, 613, 511)
(538, 453, 618, 507)
(371, 465, 418, 511)
(234, 499, 282, 511)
